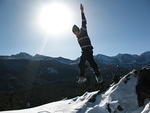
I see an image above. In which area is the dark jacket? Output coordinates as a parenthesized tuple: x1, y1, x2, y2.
(77, 12, 93, 52)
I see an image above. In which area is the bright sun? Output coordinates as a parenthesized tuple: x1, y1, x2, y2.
(37, 2, 73, 36)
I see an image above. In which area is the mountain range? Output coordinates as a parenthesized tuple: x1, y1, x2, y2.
(1, 51, 150, 66)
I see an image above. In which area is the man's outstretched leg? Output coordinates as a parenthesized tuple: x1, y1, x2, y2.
(87, 51, 103, 83)
(78, 53, 87, 83)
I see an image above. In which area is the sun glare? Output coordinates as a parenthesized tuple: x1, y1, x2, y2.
(37, 2, 73, 36)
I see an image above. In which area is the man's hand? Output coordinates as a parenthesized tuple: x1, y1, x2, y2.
(80, 4, 84, 13)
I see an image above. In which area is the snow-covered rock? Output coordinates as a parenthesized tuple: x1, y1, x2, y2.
(141, 102, 150, 113)
(98, 72, 139, 113)
(1, 70, 149, 113)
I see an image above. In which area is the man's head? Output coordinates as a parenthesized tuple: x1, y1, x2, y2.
(72, 25, 80, 36)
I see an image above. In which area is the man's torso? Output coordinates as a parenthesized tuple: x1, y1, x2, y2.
(77, 28, 93, 52)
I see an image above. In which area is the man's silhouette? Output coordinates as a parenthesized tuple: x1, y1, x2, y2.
(72, 4, 103, 83)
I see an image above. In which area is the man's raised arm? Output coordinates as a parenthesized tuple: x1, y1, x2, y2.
(80, 4, 87, 31)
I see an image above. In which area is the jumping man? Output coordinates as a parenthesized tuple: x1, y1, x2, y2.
(72, 4, 103, 83)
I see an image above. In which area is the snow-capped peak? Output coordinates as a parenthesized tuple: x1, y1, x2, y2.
(11, 52, 32, 59)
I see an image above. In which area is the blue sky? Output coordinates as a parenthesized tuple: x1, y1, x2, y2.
(0, 0, 150, 59)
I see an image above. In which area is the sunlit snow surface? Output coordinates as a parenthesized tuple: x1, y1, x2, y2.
(1, 72, 150, 113)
